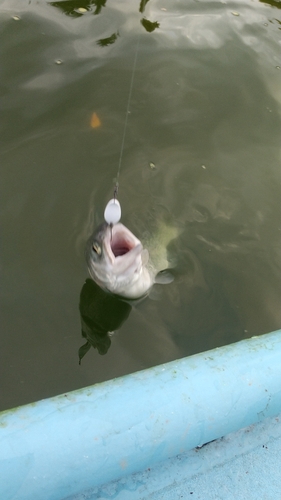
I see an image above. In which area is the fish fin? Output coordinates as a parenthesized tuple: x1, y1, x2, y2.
(155, 269, 174, 285)
(78, 340, 91, 364)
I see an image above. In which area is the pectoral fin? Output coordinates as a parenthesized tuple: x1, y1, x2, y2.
(155, 269, 174, 285)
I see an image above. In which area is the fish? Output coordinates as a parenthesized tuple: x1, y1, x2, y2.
(85, 222, 153, 299)
(85, 221, 175, 300)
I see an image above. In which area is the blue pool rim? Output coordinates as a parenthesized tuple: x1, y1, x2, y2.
(1, 329, 281, 500)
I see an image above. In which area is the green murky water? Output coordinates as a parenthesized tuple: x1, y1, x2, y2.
(1, 0, 281, 411)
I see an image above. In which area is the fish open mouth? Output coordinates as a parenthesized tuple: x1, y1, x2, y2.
(111, 238, 134, 256)
(110, 227, 138, 257)
(102, 223, 143, 268)
(107, 223, 140, 258)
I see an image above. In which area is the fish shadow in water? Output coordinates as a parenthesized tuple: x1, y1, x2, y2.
(78, 279, 132, 362)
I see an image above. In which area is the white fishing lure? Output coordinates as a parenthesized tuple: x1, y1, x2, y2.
(104, 198, 121, 225)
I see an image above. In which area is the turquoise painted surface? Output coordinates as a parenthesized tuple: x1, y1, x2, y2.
(81, 412, 281, 500)
(1, 330, 281, 500)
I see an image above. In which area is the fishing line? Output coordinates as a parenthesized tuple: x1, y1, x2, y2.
(114, 33, 140, 199)
(104, 34, 140, 226)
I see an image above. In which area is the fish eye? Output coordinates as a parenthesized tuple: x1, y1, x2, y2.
(92, 242, 101, 256)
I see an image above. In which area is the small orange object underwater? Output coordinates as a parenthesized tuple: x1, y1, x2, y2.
(90, 112, 101, 128)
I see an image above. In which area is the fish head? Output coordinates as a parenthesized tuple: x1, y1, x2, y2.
(85, 222, 153, 299)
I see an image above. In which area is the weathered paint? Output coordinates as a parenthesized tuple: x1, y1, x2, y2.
(1, 330, 281, 500)
(82, 411, 281, 500)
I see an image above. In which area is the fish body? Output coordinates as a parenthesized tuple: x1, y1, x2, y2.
(85, 222, 154, 299)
